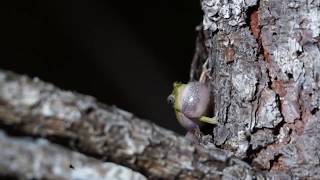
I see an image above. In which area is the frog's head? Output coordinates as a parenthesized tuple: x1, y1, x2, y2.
(167, 82, 185, 112)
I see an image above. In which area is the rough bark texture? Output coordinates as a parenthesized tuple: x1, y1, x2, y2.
(1, 0, 319, 179)
(0, 130, 146, 180)
(0, 70, 267, 179)
(193, 0, 320, 178)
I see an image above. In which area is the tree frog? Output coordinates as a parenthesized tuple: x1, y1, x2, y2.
(167, 60, 217, 138)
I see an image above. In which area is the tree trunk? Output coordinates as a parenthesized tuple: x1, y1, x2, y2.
(195, 0, 320, 177)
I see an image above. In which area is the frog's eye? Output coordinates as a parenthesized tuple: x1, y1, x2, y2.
(167, 95, 175, 104)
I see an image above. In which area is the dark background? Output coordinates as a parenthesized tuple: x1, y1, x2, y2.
(0, 0, 202, 134)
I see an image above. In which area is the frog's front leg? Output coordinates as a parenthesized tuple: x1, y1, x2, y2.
(176, 111, 198, 131)
(175, 112, 200, 142)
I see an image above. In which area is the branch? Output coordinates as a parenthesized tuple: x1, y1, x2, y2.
(0, 70, 263, 179)
(0, 130, 146, 180)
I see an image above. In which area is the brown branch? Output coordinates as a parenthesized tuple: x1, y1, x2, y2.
(0, 130, 146, 180)
(0, 69, 265, 179)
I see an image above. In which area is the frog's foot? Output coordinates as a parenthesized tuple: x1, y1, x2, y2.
(199, 59, 213, 83)
(199, 116, 218, 124)
(185, 131, 197, 143)
(185, 128, 202, 144)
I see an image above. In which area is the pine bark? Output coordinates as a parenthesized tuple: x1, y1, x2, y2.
(195, 0, 320, 178)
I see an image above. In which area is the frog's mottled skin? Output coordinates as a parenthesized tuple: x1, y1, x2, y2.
(168, 81, 216, 132)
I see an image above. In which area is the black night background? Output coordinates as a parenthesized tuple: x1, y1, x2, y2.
(0, 0, 202, 133)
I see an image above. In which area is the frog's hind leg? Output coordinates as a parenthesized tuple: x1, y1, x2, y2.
(199, 116, 218, 125)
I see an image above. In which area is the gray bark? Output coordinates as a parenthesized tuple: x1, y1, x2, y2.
(0, 130, 146, 180)
(0, 70, 264, 179)
(196, 0, 320, 178)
